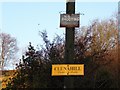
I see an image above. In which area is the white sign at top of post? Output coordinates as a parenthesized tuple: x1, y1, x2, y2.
(60, 14, 80, 27)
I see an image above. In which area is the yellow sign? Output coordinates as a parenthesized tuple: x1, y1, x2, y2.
(52, 64, 84, 76)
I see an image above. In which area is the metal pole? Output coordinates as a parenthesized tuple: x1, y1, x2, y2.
(64, 0, 75, 88)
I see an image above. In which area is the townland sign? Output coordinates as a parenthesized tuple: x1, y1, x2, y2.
(52, 64, 84, 76)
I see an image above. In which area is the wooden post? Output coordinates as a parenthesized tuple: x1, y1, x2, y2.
(64, 0, 75, 88)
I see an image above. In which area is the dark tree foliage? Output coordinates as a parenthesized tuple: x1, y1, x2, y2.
(3, 17, 118, 89)
(3, 35, 64, 89)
